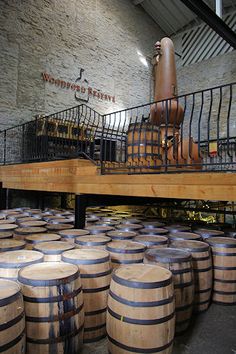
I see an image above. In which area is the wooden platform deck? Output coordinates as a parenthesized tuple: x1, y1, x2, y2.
(0, 159, 236, 201)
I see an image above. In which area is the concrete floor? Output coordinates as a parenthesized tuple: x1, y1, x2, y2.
(82, 304, 236, 354)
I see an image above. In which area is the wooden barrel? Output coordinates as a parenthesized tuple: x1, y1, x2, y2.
(75, 235, 111, 250)
(122, 218, 142, 224)
(62, 249, 111, 343)
(194, 228, 225, 240)
(133, 235, 169, 248)
(164, 225, 191, 233)
(0, 232, 13, 239)
(142, 220, 165, 228)
(25, 233, 61, 250)
(106, 241, 146, 269)
(0, 239, 26, 252)
(46, 223, 74, 232)
(106, 231, 137, 241)
(116, 224, 143, 232)
(144, 248, 194, 334)
(206, 237, 236, 305)
(127, 122, 162, 171)
(14, 227, 47, 240)
(0, 224, 18, 233)
(85, 225, 114, 235)
(59, 229, 90, 243)
(140, 227, 169, 235)
(168, 232, 202, 242)
(33, 241, 75, 261)
(170, 240, 212, 312)
(18, 220, 47, 228)
(0, 250, 44, 280)
(18, 262, 84, 353)
(0, 279, 26, 353)
(48, 218, 73, 225)
(107, 264, 175, 354)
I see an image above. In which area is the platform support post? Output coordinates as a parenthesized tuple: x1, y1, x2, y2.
(0, 184, 8, 210)
(75, 194, 87, 229)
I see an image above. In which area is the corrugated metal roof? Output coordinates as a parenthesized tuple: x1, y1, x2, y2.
(133, 0, 236, 36)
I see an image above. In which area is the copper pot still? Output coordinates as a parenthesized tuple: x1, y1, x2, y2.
(150, 37, 184, 127)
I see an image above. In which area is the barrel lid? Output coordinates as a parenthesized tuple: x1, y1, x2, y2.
(7, 213, 29, 220)
(170, 240, 209, 252)
(0, 232, 13, 239)
(164, 225, 191, 233)
(46, 223, 74, 231)
(95, 221, 120, 227)
(34, 241, 74, 254)
(134, 235, 168, 245)
(102, 217, 122, 222)
(85, 225, 115, 234)
(15, 227, 47, 235)
(25, 233, 61, 244)
(0, 279, 21, 303)
(16, 217, 40, 223)
(62, 248, 110, 264)
(112, 264, 172, 289)
(0, 250, 43, 267)
(168, 232, 201, 241)
(142, 221, 165, 228)
(107, 231, 137, 238)
(48, 218, 73, 225)
(140, 227, 168, 235)
(19, 220, 47, 227)
(194, 229, 224, 238)
(0, 239, 26, 250)
(145, 248, 191, 263)
(0, 219, 16, 225)
(122, 218, 142, 224)
(75, 235, 111, 245)
(107, 241, 145, 252)
(86, 217, 100, 223)
(59, 229, 90, 238)
(206, 236, 236, 248)
(0, 224, 18, 231)
(116, 223, 143, 231)
(18, 262, 79, 286)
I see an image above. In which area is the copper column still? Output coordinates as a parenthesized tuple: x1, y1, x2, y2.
(150, 37, 202, 169)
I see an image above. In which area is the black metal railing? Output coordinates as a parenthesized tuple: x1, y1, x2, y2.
(101, 81, 236, 174)
(0, 82, 236, 174)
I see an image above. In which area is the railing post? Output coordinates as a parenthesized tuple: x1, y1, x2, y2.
(100, 114, 105, 174)
(3, 130, 6, 165)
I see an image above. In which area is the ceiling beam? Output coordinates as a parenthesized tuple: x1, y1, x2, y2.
(179, 0, 236, 49)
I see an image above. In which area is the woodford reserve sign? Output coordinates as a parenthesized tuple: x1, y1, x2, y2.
(42, 71, 116, 103)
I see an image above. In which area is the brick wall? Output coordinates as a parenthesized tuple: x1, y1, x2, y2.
(0, 0, 164, 129)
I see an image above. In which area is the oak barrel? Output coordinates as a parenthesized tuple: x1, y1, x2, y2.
(140, 227, 169, 235)
(144, 248, 194, 334)
(75, 235, 111, 250)
(0, 232, 13, 240)
(25, 233, 61, 250)
(62, 249, 111, 342)
(18, 262, 84, 353)
(18, 220, 47, 228)
(14, 227, 47, 240)
(116, 223, 143, 232)
(59, 229, 90, 243)
(106, 241, 146, 269)
(46, 223, 74, 232)
(106, 231, 137, 241)
(133, 235, 169, 248)
(0, 250, 44, 280)
(194, 228, 224, 240)
(168, 232, 202, 242)
(85, 225, 114, 235)
(127, 122, 162, 171)
(107, 264, 175, 354)
(33, 241, 75, 261)
(170, 240, 212, 312)
(0, 239, 26, 253)
(0, 279, 26, 354)
(207, 237, 236, 305)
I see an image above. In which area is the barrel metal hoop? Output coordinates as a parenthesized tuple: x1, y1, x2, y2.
(84, 323, 106, 332)
(83, 333, 107, 343)
(212, 252, 236, 256)
(107, 247, 144, 254)
(107, 334, 174, 353)
(193, 266, 212, 273)
(107, 306, 175, 325)
(19, 270, 80, 286)
(0, 311, 24, 331)
(26, 303, 84, 322)
(171, 267, 192, 275)
(0, 291, 21, 307)
(0, 245, 25, 252)
(80, 269, 112, 278)
(23, 286, 82, 303)
(0, 330, 25, 353)
(112, 273, 172, 289)
(194, 299, 211, 305)
(0, 258, 43, 268)
(174, 281, 194, 289)
(213, 289, 236, 295)
(83, 285, 110, 293)
(26, 324, 84, 344)
(214, 278, 236, 284)
(195, 287, 212, 294)
(208, 243, 236, 248)
(212, 300, 236, 306)
(61, 255, 110, 265)
(213, 266, 236, 270)
(109, 290, 174, 308)
(111, 259, 143, 264)
(85, 307, 107, 316)
(192, 256, 211, 261)
(176, 302, 193, 312)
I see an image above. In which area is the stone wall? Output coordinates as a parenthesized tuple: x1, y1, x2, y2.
(0, 0, 164, 129)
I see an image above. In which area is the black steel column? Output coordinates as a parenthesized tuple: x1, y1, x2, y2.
(0, 184, 8, 210)
(61, 193, 67, 209)
(75, 194, 87, 229)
